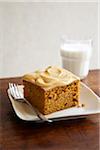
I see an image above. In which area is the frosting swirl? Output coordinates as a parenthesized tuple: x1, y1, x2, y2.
(23, 66, 79, 90)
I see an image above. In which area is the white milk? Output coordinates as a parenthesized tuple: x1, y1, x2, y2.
(60, 40, 92, 79)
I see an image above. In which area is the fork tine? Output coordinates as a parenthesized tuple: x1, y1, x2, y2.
(9, 83, 12, 89)
(16, 84, 23, 98)
(9, 83, 11, 91)
(13, 83, 20, 98)
(11, 83, 17, 98)
(9, 83, 15, 97)
(9, 83, 14, 95)
(9, 83, 17, 98)
(9, 83, 12, 95)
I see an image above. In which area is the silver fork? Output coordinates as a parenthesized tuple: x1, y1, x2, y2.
(9, 83, 52, 123)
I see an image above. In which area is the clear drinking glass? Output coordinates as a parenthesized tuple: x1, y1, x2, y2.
(60, 38, 92, 79)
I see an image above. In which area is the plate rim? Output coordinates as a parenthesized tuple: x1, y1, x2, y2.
(7, 82, 100, 122)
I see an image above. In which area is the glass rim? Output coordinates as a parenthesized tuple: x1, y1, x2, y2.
(61, 36, 92, 45)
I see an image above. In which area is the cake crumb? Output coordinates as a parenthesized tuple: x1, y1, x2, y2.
(81, 104, 85, 107)
(77, 103, 85, 108)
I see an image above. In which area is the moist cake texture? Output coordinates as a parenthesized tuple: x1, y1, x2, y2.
(23, 66, 80, 115)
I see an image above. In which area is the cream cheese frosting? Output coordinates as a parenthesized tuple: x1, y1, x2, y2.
(23, 66, 79, 90)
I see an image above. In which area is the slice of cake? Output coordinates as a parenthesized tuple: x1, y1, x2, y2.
(23, 66, 80, 115)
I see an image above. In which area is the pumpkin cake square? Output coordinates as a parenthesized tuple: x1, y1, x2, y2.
(23, 66, 80, 115)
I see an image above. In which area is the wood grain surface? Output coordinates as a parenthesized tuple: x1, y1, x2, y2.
(0, 70, 100, 150)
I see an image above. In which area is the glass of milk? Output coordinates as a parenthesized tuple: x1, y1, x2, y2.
(60, 38, 92, 79)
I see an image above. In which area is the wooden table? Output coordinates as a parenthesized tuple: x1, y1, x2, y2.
(0, 70, 100, 150)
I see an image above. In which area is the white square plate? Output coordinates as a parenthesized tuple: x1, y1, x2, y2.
(7, 82, 100, 122)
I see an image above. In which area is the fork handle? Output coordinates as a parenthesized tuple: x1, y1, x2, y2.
(24, 98, 52, 123)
